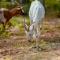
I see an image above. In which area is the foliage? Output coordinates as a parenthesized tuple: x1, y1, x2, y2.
(0, 24, 11, 38)
(45, 0, 60, 13)
(0, 0, 60, 15)
(23, 3, 30, 14)
(0, 0, 60, 37)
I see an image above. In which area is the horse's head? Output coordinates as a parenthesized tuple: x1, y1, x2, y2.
(24, 18, 41, 42)
(10, 6, 25, 16)
(24, 18, 34, 41)
(15, 6, 25, 15)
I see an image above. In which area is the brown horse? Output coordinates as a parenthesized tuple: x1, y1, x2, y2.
(0, 6, 25, 28)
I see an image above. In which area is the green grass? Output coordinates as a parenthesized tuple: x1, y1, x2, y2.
(0, 16, 30, 37)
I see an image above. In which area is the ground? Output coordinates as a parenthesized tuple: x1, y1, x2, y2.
(0, 17, 60, 60)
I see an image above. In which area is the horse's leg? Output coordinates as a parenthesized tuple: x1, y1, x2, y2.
(0, 23, 6, 33)
(34, 23, 41, 50)
(4, 21, 12, 30)
(2, 23, 5, 30)
(7, 22, 12, 27)
(30, 20, 33, 25)
(32, 23, 39, 48)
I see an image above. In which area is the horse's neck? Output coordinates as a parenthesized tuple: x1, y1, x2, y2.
(10, 8, 17, 17)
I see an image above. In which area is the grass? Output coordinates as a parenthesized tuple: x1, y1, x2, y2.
(0, 15, 60, 41)
(0, 16, 30, 38)
(0, 16, 60, 60)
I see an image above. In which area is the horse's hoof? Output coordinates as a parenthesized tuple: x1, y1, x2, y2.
(28, 40, 32, 42)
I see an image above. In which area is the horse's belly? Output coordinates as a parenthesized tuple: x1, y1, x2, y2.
(0, 14, 6, 24)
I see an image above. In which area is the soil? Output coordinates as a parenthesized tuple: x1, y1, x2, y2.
(0, 18, 60, 60)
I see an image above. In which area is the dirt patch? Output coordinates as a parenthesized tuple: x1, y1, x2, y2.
(0, 34, 60, 60)
(0, 18, 60, 60)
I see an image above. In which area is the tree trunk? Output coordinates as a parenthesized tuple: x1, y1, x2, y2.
(11, 0, 15, 5)
(19, 0, 26, 4)
(40, 0, 45, 6)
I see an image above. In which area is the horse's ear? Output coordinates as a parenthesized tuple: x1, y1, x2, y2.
(23, 18, 29, 32)
(15, 1, 20, 6)
(21, 7, 23, 9)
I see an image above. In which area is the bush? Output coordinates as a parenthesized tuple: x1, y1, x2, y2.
(23, 3, 30, 15)
(45, 0, 60, 12)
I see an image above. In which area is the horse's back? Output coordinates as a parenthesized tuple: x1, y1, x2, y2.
(29, 0, 45, 22)
(0, 8, 8, 11)
(0, 8, 8, 24)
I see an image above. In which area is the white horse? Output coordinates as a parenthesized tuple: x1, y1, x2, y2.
(24, 0, 45, 48)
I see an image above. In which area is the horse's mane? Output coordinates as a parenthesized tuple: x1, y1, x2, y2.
(9, 6, 21, 12)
